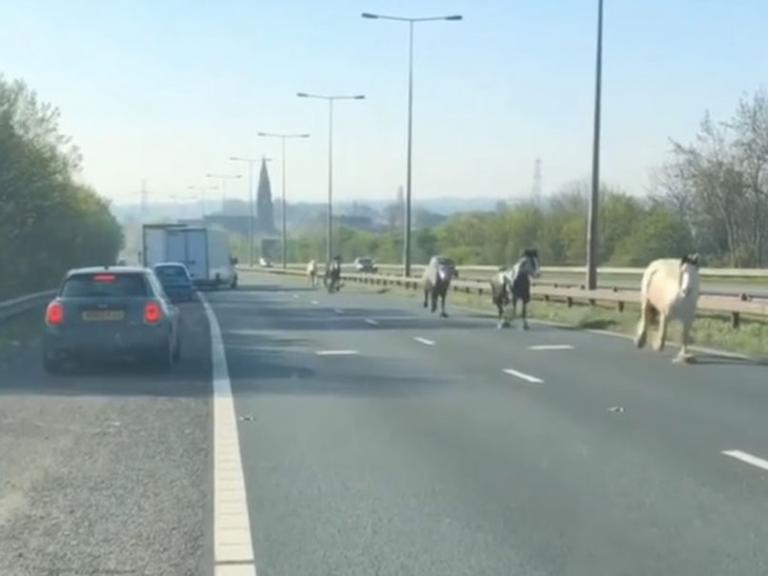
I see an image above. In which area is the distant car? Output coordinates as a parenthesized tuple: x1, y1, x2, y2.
(42, 266, 181, 373)
(259, 257, 273, 268)
(353, 257, 377, 273)
(153, 262, 195, 302)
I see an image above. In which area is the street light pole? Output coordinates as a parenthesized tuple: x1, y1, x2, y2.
(362, 12, 462, 277)
(586, 0, 604, 290)
(258, 131, 310, 269)
(297, 92, 364, 264)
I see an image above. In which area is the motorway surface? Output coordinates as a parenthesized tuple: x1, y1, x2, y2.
(2, 273, 768, 575)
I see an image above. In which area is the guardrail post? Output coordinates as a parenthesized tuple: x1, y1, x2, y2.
(731, 311, 740, 329)
(567, 296, 573, 308)
(617, 301, 624, 313)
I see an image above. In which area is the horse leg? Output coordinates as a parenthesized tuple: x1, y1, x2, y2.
(674, 319, 694, 363)
(521, 300, 529, 330)
(440, 289, 448, 318)
(423, 288, 429, 308)
(635, 300, 650, 348)
(430, 288, 438, 313)
(653, 312, 669, 352)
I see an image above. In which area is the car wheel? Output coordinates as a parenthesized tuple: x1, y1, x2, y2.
(231, 274, 238, 289)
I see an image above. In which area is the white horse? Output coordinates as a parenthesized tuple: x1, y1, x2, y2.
(635, 254, 700, 363)
(306, 259, 318, 288)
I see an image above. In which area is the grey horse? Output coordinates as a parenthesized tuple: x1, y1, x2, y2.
(490, 249, 540, 329)
(421, 256, 459, 317)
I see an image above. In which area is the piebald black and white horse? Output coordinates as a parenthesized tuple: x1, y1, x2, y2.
(422, 256, 459, 318)
(490, 249, 540, 329)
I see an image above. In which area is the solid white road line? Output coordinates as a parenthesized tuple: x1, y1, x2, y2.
(315, 350, 359, 356)
(413, 337, 436, 346)
(527, 344, 574, 351)
(200, 295, 257, 576)
(503, 368, 544, 384)
(722, 449, 768, 473)
(365, 318, 379, 326)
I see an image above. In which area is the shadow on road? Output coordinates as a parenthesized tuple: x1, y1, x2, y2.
(691, 353, 768, 367)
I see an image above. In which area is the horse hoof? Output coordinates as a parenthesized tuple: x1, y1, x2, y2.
(673, 353, 695, 365)
(440, 312, 448, 318)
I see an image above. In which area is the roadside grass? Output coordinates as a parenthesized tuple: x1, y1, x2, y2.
(357, 281, 768, 358)
(0, 309, 43, 362)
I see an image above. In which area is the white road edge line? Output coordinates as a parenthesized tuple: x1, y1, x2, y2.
(503, 368, 544, 384)
(365, 318, 379, 326)
(316, 350, 359, 356)
(200, 294, 258, 576)
(722, 449, 768, 472)
(527, 344, 574, 351)
(413, 337, 436, 346)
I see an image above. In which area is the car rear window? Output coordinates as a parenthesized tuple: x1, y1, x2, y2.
(61, 273, 149, 298)
(154, 266, 189, 280)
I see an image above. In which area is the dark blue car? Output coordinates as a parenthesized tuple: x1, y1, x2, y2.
(153, 263, 196, 302)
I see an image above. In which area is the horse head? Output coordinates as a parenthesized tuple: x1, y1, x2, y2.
(679, 253, 700, 298)
(521, 248, 541, 279)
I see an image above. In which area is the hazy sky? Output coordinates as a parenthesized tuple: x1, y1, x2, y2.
(2, 0, 767, 206)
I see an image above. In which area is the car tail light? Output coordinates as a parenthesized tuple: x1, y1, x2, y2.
(143, 301, 163, 325)
(93, 274, 116, 283)
(46, 302, 64, 326)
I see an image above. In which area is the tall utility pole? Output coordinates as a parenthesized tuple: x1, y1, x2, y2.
(297, 92, 365, 264)
(258, 132, 310, 269)
(229, 157, 267, 267)
(362, 12, 462, 277)
(586, 0, 604, 290)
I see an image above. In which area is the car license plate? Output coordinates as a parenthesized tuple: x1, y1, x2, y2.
(82, 310, 125, 322)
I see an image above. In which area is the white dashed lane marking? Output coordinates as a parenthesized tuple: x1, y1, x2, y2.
(365, 319, 379, 326)
(413, 337, 436, 346)
(503, 368, 544, 384)
(334, 308, 344, 314)
(200, 295, 257, 576)
(722, 450, 768, 473)
(527, 345, 574, 351)
(315, 350, 360, 356)
(310, 300, 319, 305)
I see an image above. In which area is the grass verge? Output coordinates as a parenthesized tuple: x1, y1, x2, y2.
(355, 280, 768, 359)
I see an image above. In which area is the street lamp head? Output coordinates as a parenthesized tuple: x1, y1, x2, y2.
(353, 95, 366, 100)
(361, 12, 379, 19)
(445, 15, 463, 21)
(297, 92, 309, 98)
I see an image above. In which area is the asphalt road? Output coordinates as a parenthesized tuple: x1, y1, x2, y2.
(216, 273, 768, 576)
(0, 302, 212, 576)
(2, 275, 767, 575)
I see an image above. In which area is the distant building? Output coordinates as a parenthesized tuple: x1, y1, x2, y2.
(256, 158, 275, 233)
